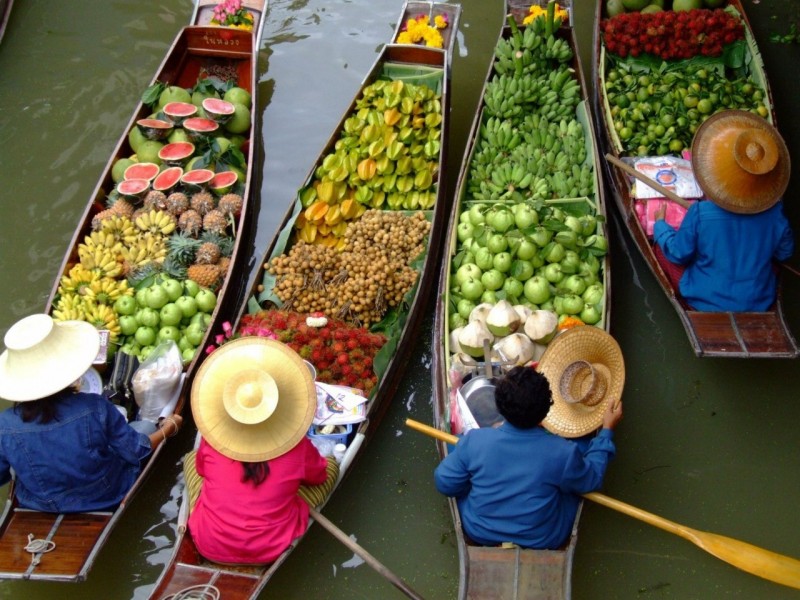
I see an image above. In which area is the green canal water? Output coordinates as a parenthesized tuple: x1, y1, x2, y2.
(0, 0, 799, 598)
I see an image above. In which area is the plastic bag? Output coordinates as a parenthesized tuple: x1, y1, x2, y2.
(132, 341, 183, 422)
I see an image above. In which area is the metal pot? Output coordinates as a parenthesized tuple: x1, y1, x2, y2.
(456, 340, 503, 428)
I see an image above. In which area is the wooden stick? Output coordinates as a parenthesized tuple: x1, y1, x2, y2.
(405, 418, 800, 590)
(308, 508, 425, 600)
(605, 153, 692, 209)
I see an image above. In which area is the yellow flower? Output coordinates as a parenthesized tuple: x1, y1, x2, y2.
(397, 31, 414, 44)
(423, 28, 444, 49)
(434, 15, 448, 30)
(522, 3, 568, 26)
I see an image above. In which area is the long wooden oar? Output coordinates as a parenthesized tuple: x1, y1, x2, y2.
(405, 418, 800, 590)
(605, 153, 692, 209)
(308, 507, 424, 600)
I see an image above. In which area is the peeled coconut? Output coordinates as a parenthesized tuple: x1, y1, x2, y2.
(468, 302, 494, 325)
(449, 326, 464, 354)
(458, 320, 494, 358)
(486, 300, 522, 337)
(494, 333, 536, 366)
(524, 310, 559, 344)
(513, 304, 533, 323)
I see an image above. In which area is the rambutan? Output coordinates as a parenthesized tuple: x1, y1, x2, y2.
(332, 341, 346, 354)
(337, 353, 349, 366)
(346, 338, 359, 350)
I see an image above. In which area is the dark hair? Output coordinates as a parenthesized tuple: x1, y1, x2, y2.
(494, 366, 552, 429)
(242, 461, 270, 486)
(13, 390, 69, 424)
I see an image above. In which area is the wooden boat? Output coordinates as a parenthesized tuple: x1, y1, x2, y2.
(0, 2, 266, 583)
(592, 0, 798, 358)
(0, 0, 13, 44)
(147, 4, 461, 599)
(430, 3, 612, 598)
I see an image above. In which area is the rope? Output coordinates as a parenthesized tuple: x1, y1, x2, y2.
(161, 583, 220, 600)
(24, 533, 56, 567)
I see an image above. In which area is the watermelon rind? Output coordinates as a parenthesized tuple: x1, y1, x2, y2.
(158, 142, 196, 166)
(180, 169, 215, 191)
(162, 102, 197, 125)
(152, 166, 184, 193)
(116, 178, 151, 200)
(209, 170, 239, 195)
(136, 118, 174, 141)
(183, 117, 219, 140)
(202, 98, 235, 124)
(123, 162, 160, 182)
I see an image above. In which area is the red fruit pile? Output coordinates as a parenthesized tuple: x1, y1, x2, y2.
(238, 310, 386, 393)
(601, 9, 744, 60)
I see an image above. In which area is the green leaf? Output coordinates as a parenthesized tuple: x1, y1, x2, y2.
(142, 82, 165, 108)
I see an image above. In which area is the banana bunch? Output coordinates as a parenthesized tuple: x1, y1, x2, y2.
(52, 293, 87, 322)
(81, 231, 123, 258)
(78, 245, 123, 278)
(83, 277, 132, 306)
(98, 215, 137, 246)
(479, 117, 522, 152)
(135, 209, 176, 235)
(83, 304, 121, 342)
(549, 164, 595, 200)
(120, 232, 167, 270)
(57, 264, 100, 296)
(543, 35, 573, 63)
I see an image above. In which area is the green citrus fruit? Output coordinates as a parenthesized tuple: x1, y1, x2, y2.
(137, 140, 165, 165)
(224, 102, 251, 134)
(168, 128, 191, 144)
(158, 86, 192, 109)
(128, 126, 148, 154)
(223, 86, 252, 109)
(112, 158, 135, 183)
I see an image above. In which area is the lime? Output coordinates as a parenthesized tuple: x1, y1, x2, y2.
(615, 95, 630, 109)
(696, 99, 713, 114)
(654, 124, 666, 137)
(683, 95, 699, 109)
(669, 139, 684, 153)
(619, 127, 633, 141)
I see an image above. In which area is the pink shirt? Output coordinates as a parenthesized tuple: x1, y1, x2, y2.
(188, 436, 328, 564)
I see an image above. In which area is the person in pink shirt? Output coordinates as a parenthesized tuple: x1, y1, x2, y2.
(184, 337, 338, 564)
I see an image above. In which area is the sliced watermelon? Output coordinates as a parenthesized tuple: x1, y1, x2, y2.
(181, 169, 215, 191)
(209, 170, 239, 195)
(162, 102, 197, 125)
(183, 117, 219, 140)
(123, 162, 160, 182)
(152, 166, 184, 193)
(202, 98, 235, 123)
(158, 142, 196, 166)
(136, 118, 174, 141)
(116, 178, 150, 200)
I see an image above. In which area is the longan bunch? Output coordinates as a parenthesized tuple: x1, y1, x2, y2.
(268, 210, 430, 326)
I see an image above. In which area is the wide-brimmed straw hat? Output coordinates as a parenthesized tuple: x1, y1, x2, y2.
(191, 337, 316, 462)
(0, 314, 100, 402)
(691, 110, 790, 214)
(537, 326, 625, 438)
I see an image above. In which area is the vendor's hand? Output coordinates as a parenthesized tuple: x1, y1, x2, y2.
(160, 414, 183, 438)
(602, 400, 623, 430)
(654, 204, 667, 222)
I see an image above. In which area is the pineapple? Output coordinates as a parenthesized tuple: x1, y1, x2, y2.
(91, 208, 118, 231)
(200, 230, 234, 258)
(143, 190, 168, 211)
(165, 192, 190, 216)
(217, 256, 232, 275)
(178, 209, 203, 236)
(187, 263, 222, 289)
(111, 198, 135, 217)
(195, 241, 221, 265)
(203, 209, 228, 235)
(166, 231, 202, 267)
(190, 191, 215, 216)
(218, 193, 243, 218)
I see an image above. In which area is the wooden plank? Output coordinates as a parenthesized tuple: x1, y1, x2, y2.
(735, 312, 797, 356)
(685, 312, 743, 355)
(466, 545, 569, 600)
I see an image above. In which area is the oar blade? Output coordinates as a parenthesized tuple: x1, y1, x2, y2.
(698, 530, 800, 590)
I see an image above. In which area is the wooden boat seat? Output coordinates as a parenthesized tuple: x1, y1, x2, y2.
(0, 508, 111, 578)
(685, 310, 799, 357)
(466, 544, 570, 600)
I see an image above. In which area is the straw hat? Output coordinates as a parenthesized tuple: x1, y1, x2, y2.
(691, 110, 790, 214)
(537, 327, 625, 438)
(191, 337, 316, 462)
(0, 314, 100, 402)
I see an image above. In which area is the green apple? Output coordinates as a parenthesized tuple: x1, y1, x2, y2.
(119, 315, 139, 336)
(135, 326, 157, 347)
(181, 347, 197, 363)
(196, 289, 217, 313)
(135, 287, 148, 307)
(161, 278, 184, 301)
(114, 295, 137, 316)
(140, 345, 156, 360)
(178, 335, 194, 353)
(158, 325, 181, 343)
(175, 295, 198, 319)
(183, 279, 200, 297)
(137, 307, 160, 328)
(145, 285, 170, 310)
(120, 340, 141, 356)
(493, 252, 512, 274)
(190, 312, 210, 328)
(185, 323, 206, 347)
(159, 303, 183, 327)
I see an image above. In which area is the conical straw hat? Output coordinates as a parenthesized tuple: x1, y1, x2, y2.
(537, 327, 625, 438)
(0, 314, 100, 402)
(691, 110, 790, 214)
(191, 337, 316, 462)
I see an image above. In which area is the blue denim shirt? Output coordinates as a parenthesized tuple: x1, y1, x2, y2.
(0, 392, 151, 513)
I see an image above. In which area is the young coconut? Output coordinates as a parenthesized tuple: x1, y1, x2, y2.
(513, 304, 533, 324)
(468, 302, 494, 326)
(458, 320, 494, 358)
(524, 310, 559, 344)
(486, 299, 522, 337)
(494, 332, 536, 366)
(449, 326, 464, 354)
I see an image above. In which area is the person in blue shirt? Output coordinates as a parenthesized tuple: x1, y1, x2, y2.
(0, 314, 182, 513)
(653, 110, 793, 312)
(434, 363, 623, 550)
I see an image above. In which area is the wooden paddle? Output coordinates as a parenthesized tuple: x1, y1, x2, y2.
(605, 153, 692, 209)
(405, 418, 800, 590)
(308, 507, 424, 600)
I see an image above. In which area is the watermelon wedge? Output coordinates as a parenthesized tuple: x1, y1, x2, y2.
(136, 118, 174, 141)
(158, 142, 196, 166)
(162, 102, 197, 125)
(183, 117, 219, 140)
(152, 166, 184, 193)
(181, 169, 215, 191)
(116, 179, 150, 201)
(123, 162, 160, 182)
(202, 98, 235, 123)
(209, 170, 239, 195)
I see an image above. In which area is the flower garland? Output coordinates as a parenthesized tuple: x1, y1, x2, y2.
(207, 311, 386, 393)
(396, 13, 449, 49)
(523, 3, 569, 26)
(210, 0, 255, 32)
